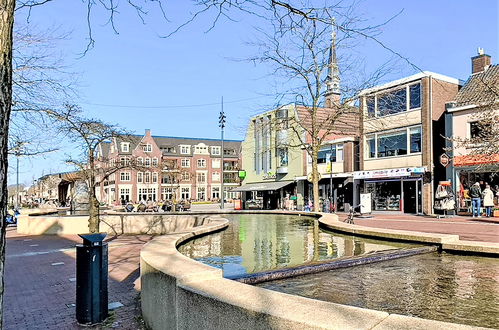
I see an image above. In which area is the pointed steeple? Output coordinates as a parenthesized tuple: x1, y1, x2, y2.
(325, 18, 341, 107)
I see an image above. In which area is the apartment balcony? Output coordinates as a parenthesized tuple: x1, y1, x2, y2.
(223, 178, 240, 184)
(223, 165, 240, 172)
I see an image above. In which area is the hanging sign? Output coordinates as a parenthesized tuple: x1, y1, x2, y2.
(440, 153, 451, 167)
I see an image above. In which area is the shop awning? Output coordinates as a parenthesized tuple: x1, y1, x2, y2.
(230, 181, 294, 192)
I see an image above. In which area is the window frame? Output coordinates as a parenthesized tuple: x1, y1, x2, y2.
(365, 125, 422, 159)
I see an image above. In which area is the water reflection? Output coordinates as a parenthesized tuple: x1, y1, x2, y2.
(178, 214, 415, 277)
(257, 253, 499, 329)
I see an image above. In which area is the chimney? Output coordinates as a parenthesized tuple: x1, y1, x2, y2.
(471, 48, 491, 74)
(145, 129, 151, 136)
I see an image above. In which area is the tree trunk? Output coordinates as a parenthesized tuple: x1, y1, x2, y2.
(87, 153, 100, 233)
(311, 147, 321, 212)
(0, 0, 15, 326)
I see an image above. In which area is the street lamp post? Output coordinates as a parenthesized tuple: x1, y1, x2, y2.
(14, 142, 25, 210)
(219, 97, 226, 209)
(329, 143, 333, 212)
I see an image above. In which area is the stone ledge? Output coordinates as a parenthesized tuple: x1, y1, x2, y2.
(140, 212, 483, 330)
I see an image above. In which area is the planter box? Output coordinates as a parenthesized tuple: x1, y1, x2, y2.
(494, 210, 499, 217)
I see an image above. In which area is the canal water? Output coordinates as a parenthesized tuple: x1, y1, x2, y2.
(257, 252, 499, 328)
(178, 213, 499, 328)
(178, 213, 417, 278)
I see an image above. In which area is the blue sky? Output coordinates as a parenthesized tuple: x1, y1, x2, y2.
(9, 0, 498, 185)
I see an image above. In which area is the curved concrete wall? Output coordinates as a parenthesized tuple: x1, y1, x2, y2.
(17, 212, 213, 235)
(140, 213, 482, 330)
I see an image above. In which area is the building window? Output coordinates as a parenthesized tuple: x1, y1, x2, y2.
(144, 172, 151, 183)
(197, 172, 206, 183)
(377, 130, 407, 157)
(137, 157, 143, 165)
(137, 172, 143, 183)
(212, 172, 220, 182)
(152, 172, 158, 183)
(378, 88, 407, 117)
(224, 148, 236, 156)
(121, 142, 130, 152)
(197, 159, 206, 168)
(318, 144, 343, 163)
(277, 148, 288, 166)
(197, 187, 206, 200)
(138, 188, 157, 202)
(120, 157, 130, 166)
(181, 187, 190, 200)
(163, 146, 175, 153)
(212, 186, 220, 199)
(152, 157, 158, 166)
(120, 188, 130, 202)
(409, 83, 421, 109)
(211, 146, 221, 155)
(181, 159, 190, 168)
(143, 144, 152, 152)
(120, 172, 131, 181)
(367, 82, 421, 117)
(469, 121, 491, 139)
(366, 125, 422, 159)
(366, 97, 375, 118)
(145, 158, 151, 167)
(181, 172, 190, 181)
(212, 159, 220, 168)
(180, 145, 190, 154)
(161, 187, 174, 200)
(366, 135, 376, 159)
(409, 126, 422, 153)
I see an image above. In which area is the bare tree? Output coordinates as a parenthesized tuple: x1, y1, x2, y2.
(47, 104, 148, 232)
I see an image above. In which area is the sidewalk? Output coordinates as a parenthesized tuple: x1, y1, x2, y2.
(3, 227, 152, 329)
(336, 212, 499, 243)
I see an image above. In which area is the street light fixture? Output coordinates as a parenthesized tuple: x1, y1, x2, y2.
(219, 97, 226, 209)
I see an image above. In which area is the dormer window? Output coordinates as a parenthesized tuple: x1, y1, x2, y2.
(211, 146, 221, 155)
(121, 142, 130, 152)
(143, 144, 152, 152)
(180, 145, 191, 154)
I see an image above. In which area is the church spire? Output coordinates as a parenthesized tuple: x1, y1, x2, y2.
(326, 18, 341, 107)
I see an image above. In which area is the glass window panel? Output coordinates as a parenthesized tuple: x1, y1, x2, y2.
(366, 97, 375, 117)
(409, 83, 421, 109)
(410, 126, 422, 153)
(377, 88, 407, 116)
(366, 136, 376, 159)
(377, 131, 407, 157)
(336, 145, 343, 162)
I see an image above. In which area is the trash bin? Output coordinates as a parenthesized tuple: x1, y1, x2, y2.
(76, 233, 108, 324)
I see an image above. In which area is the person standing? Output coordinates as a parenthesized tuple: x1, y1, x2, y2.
(470, 182, 482, 218)
(482, 184, 494, 217)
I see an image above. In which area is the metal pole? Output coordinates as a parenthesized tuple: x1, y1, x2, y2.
(329, 143, 333, 212)
(220, 96, 225, 210)
(16, 153, 19, 210)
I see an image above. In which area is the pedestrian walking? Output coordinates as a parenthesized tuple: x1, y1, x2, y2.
(470, 182, 482, 217)
(482, 184, 494, 217)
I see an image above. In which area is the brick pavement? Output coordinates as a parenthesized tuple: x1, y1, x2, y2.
(3, 227, 153, 329)
(337, 212, 499, 243)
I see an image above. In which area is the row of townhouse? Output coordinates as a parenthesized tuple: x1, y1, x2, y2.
(95, 129, 242, 205)
(236, 49, 498, 215)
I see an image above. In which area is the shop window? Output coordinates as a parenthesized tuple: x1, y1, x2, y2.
(120, 188, 130, 202)
(197, 187, 206, 200)
(181, 187, 190, 200)
(410, 126, 422, 153)
(212, 187, 220, 199)
(377, 130, 407, 158)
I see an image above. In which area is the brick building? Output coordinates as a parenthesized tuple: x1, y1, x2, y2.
(96, 130, 242, 205)
(445, 50, 499, 214)
(356, 72, 461, 214)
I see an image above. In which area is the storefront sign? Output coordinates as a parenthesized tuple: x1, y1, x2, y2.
(360, 193, 372, 214)
(353, 167, 425, 180)
(262, 172, 276, 180)
(439, 153, 451, 167)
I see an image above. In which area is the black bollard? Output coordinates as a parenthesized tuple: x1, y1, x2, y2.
(75, 233, 108, 325)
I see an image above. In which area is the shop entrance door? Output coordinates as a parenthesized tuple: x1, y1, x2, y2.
(403, 180, 422, 214)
